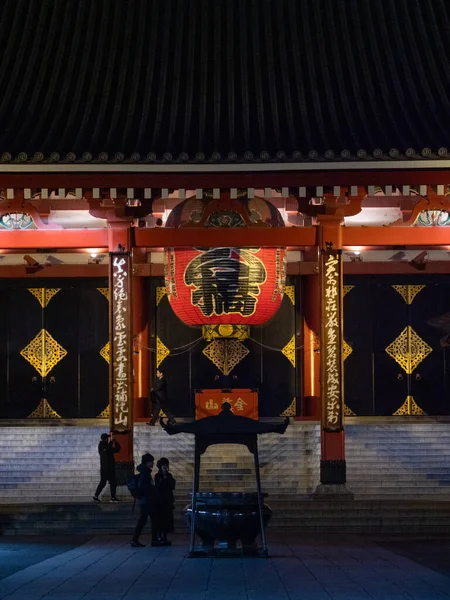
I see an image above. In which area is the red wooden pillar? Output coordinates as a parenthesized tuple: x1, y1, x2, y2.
(315, 216, 352, 494)
(302, 247, 321, 418)
(132, 248, 150, 419)
(108, 226, 135, 482)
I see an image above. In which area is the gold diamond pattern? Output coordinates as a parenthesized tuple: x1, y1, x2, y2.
(284, 285, 295, 305)
(156, 336, 170, 368)
(156, 286, 167, 305)
(97, 405, 110, 418)
(28, 288, 60, 307)
(393, 395, 426, 416)
(385, 326, 432, 374)
(392, 285, 425, 305)
(202, 339, 249, 376)
(99, 342, 110, 364)
(20, 329, 67, 377)
(343, 340, 353, 361)
(27, 399, 61, 419)
(282, 335, 296, 367)
(281, 398, 296, 417)
(97, 288, 109, 301)
(343, 285, 354, 297)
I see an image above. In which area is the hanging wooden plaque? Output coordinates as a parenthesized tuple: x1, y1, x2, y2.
(109, 251, 133, 433)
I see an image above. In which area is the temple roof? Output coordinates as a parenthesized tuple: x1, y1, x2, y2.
(1, 0, 450, 165)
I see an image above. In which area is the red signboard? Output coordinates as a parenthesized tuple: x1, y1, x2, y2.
(195, 389, 258, 420)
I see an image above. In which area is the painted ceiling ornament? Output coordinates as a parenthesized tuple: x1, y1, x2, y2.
(417, 209, 450, 227)
(0, 212, 34, 230)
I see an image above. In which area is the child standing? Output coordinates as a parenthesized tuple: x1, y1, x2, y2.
(154, 457, 176, 546)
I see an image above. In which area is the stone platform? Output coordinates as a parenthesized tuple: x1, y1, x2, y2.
(3, 500, 450, 536)
(2, 533, 450, 600)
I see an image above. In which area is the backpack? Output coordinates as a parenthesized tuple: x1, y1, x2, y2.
(127, 474, 142, 499)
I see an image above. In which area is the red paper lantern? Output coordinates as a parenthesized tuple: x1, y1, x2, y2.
(165, 246, 286, 326)
(164, 196, 287, 327)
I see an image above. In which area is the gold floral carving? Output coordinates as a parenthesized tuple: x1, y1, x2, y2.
(344, 404, 356, 416)
(156, 286, 167, 306)
(343, 285, 354, 297)
(156, 336, 170, 368)
(97, 288, 109, 301)
(282, 335, 296, 368)
(97, 405, 110, 418)
(28, 288, 60, 307)
(27, 399, 61, 419)
(392, 285, 425, 305)
(284, 285, 295, 305)
(202, 339, 249, 375)
(342, 340, 353, 361)
(281, 398, 296, 417)
(99, 342, 110, 364)
(393, 395, 426, 416)
(385, 326, 432, 374)
(20, 329, 67, 377)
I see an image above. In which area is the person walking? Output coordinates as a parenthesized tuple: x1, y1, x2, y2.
(93, 432, 121, 503)
(131, 453, 160, 547)
(147, 368, 176, 426)
(154, 457, 176, 545)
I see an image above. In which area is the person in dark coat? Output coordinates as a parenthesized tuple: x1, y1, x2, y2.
(154, 457, 176, 545)
(147, 368, 176, 426)
(93, 432, 121, 503)
(131, 453, 160, 547)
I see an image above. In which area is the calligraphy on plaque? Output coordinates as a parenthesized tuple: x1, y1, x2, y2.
(321, 250, 343, 431)
(110, 252, 132, 432)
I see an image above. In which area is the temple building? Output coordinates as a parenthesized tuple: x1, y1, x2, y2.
(1, 0, 450, 515)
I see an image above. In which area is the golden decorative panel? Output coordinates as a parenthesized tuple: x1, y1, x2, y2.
(156, 336, 170, 368)
(99, 342, 110, 364)
(20, 329, 67, 377)
(27, 399, 61, 419)
(284, 285, 295, 305)
(202, 339, 249, 376)
(282, 335, 296, 368)
(385, 326, 432, 374)
(159, 409, 167, 417)
(97, 288, 109, 301)
(281, 398, 296, 417)
(393, 395, 426, 416)
(156, 286, 167, 306)
(343, 285, 355, 297)
(392, 284, 425, 305)
(202, 324, 250, 341)
(97, 405, 110, 418)
(342, 340, 353, 361)
(28, 288, 60, 307)
(344, 404, 356, 416)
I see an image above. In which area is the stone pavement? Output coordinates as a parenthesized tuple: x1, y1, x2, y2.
(1, 533, 450, 599)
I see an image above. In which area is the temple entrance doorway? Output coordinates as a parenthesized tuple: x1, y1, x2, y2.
(0, 279, 109, 419)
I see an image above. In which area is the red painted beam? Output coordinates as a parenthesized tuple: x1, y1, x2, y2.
(134, 226, 317, 248)
(0, 229, 109, 249)
(0, 169, 449, 188)
(343, 227, 450, 247)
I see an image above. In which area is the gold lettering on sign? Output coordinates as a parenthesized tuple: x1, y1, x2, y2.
(321, 251, 343, 430)
(111, 254, 132, 431)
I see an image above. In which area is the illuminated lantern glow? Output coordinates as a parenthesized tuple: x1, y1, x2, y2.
(164, 195, 287, 327)
(165, 246, 286, 326)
